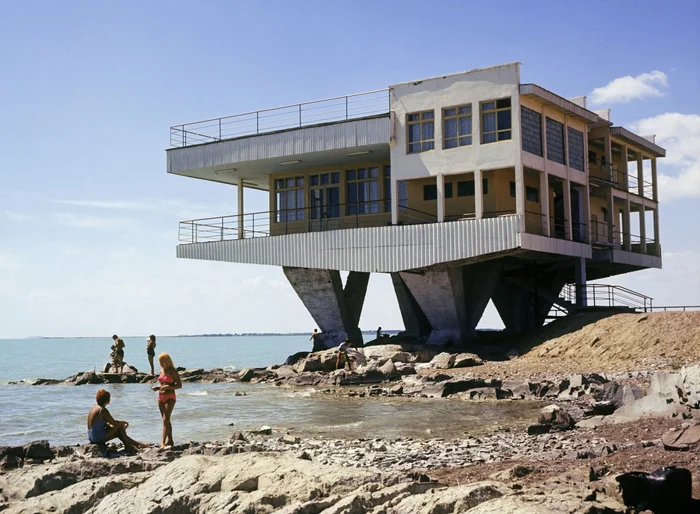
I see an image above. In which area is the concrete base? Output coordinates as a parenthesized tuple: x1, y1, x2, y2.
(283, 267, 369, 348)
(492, 276, 565, 334)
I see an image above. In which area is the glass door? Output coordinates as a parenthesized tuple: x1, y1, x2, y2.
(309, 172, 340, 230)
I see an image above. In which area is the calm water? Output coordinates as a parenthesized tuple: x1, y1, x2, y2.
(0, 336, 540, 446)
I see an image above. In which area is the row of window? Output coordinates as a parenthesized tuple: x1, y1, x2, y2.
(274, 167, 408, 221)
(521, 106, 585, 172)
(422, 179, 489, 200)
(407, 98, 512, 154)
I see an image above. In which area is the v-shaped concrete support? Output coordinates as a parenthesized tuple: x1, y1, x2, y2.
(282, 267, 369, 348)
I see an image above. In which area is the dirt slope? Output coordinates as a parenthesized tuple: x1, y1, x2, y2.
(468, 311, 700, 378)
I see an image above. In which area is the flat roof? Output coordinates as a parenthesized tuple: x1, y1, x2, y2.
(611, 126, 666, 157)
(519, 84, 600, 123)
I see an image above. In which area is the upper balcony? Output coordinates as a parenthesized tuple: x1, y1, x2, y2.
(167, 90, 391, 190)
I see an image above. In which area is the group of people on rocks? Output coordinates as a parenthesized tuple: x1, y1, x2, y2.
(109, 334, 158, 375)
(310, 328, 374, 370)
(88, 334, 182, 450)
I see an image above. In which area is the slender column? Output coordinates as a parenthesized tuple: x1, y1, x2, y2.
(515, 163, 525, 219)
(653, 208, 661, 249)
(619, 144, 628, 191)
(237, 177, 244, 239)
(623, 196, 631, 251)
(606, 188, 614, 244)
(574, 257, 587, 307)
(474, 169, 483, 219)
(583, 128, 592, 243)
(391, 178, 399, 225)
(651, 157, 658, 202)
(639, 204, 647, 254)
(637, 153, 645, 198)
(436, 173, 445, 222)
(604, 132, 613, 180)
(563, 178, 572, 240)
(540, 171, 550, 236)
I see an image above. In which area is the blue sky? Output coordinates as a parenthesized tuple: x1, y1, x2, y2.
(0, 0, 698, 338)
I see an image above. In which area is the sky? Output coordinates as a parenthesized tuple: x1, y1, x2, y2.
(0, 0, 698, 338)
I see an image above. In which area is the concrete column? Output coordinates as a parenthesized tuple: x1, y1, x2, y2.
(391, 178, 398, 225)
(237, 178, 244, 239)
(436, 174, 445, 222)
(639, 205, 647, 254)
(540, 171, 550, 236)
(651, 157, 658, 202)
(563, 178, 572, 240)
(604, 133, 613, 184)
(474, 169, 483, 219)
(492, 276, 566, 334)
(619, 144, 628, 190)
(390, 272, 431, 338)
(653, 208, 661, 251)
(515, 163, 525, 218)
(282, 267, 369, 348)
(623, 197, 631, 251)
(637, 153, 645, 198)
(606, 188, 614, 244)
(583, 123, 592, 243)
(398, 262, 502, 346)
(574, 257, 587, 307)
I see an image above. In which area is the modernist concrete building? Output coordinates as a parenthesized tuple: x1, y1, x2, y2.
(168, 63, 665, 347)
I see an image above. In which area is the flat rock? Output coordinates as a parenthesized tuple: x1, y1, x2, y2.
(662, 424, 700, 451)
(453, 352, 483, 368)
(430, 352, 456, 369)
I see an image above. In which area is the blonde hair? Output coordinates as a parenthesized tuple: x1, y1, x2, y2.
(158, 352, 175, 373)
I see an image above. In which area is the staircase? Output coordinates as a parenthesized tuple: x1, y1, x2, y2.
(547, 284, 653, 320)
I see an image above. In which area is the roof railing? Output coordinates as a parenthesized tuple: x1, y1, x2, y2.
(169, 89, 390, 148)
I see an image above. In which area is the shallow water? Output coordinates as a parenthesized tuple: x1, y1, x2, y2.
(0, 336, 541, 446)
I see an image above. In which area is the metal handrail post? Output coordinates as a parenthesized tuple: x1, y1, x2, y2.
(218, 119, 222, 140)
(220, 218, 224, 241)
(298, 105, 302, 127)
(191, 222, 194, 243)
(256, 112, 259, 134)
(345, 96, 348, 119)
(252, 214, 255, 238)
(183, 125, 187, 147)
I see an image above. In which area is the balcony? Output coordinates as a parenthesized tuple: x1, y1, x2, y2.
(169, 89, 390, 148)
(588, 163, 654, 199)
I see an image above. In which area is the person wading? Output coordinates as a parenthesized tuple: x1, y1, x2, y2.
(145, 334, 156, 375)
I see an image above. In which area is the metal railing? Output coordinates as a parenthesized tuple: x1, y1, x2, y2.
(169, 89, 390, 147)
(178, 200, 441, 244)
(647, 306, 700, 312)
(588, 163, 655, 200)
(560, 283, 653, 312)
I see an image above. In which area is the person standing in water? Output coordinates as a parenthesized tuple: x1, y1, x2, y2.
(152, 353, 181, 448)
(145, 335, 156, 375)
(115, 338, 126, 374)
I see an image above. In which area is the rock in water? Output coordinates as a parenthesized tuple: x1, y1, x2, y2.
(238, 368, 254, 382)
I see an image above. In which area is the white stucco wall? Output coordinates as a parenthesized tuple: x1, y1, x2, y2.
(389, 63, 522, 181)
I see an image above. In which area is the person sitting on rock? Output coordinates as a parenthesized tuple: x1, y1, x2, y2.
(87, 389, 147, 450)
(336, 338, 354, 370)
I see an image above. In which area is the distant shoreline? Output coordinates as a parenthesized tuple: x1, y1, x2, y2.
(30, 331, 403, 340)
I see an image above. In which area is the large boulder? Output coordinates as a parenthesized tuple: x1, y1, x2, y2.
(538, 405, 574, 431)
(284, 351, 309, 366)
(379, 359, 399, 379)
(452, 353, 483, 368)
(501, 379, 533, 399)
(238, 368, 255, 382)
(392, 482, 508, 513)
(23, 441, 55, 461)
(421, 378, 501, 398)
(430, 352, 456, 369)
(662, 423, 700, 451)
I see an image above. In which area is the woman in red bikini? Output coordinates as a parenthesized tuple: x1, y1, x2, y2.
(151, 352, 182, 448)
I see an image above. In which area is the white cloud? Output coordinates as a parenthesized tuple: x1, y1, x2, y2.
(589, 70, 667, 105)
(54, 198, 229, 220)
(54, 200, 145, 210)
(3, 211, 37, 222)
(0, 252, 25, 271)
(630, 113, 700, 200)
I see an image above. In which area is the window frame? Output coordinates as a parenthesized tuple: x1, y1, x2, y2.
(526, 185, 539, 203)
(406, 110, 435, 154)
(275, 176, 305, 222)
(481, 98, 512, 144)
(346, 167, 380, 215)
(442, 104, 473, 149)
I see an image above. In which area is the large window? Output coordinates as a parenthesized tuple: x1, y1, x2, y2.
(275, 176, 304, 222)
(481, 98, 512, 144)
(407, 111, 435, 153)
(347, 167, 380, 215)
(443, 105, 472, 149)
(423, 183, 453, 201)
(521, 106, 543, 156)
(457, 178, 488, 197)
(546, 117, 565, 165)
(567, 127, 585, 171)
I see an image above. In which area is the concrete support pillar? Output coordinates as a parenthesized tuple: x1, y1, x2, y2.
(237, 178, 244, 239)
(651, 157, 658, 202)
(398, 262, 502, 346)
(391, 178, 398, 225)
(474, 169, 483, 219)
(492, 276, 566, 335)
(619, 144, 628, 190)
(606, 189, 614, 245)
(515, 163, 525, 219)
(637, 153, 644, 198)
(574, 257, 587, 307)
(563, 178, 572, 240)
(540, 171, 550, 237)
(436, 174, 445, 222)
(623, 197, 631, 251)
(282, 267, 369, 348)
(390, 273, 431, 338)
(639, 204, 647, 254)
(653, 208, 660, 247)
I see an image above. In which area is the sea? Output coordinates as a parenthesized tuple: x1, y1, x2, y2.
(0, 335, 540, 446)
